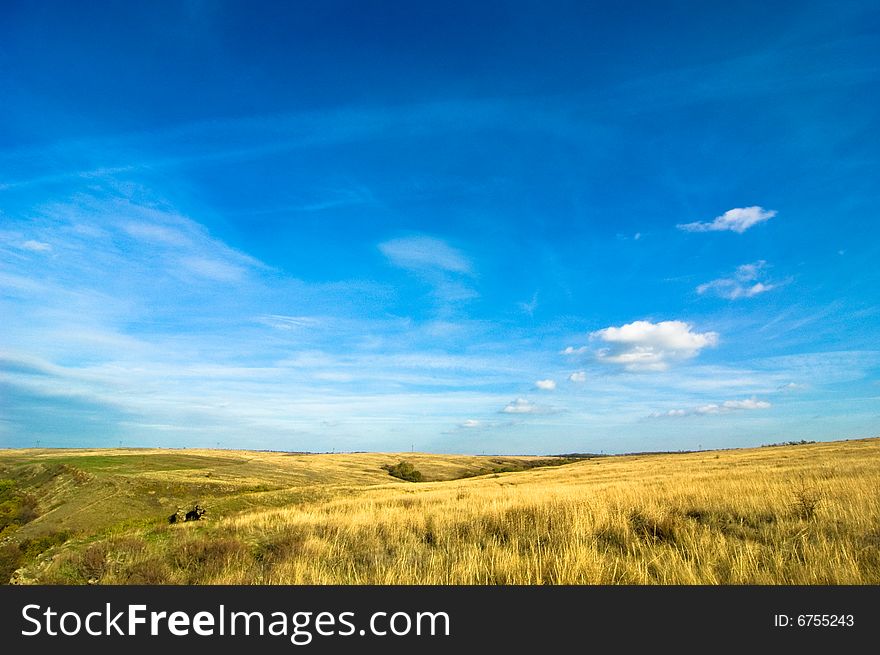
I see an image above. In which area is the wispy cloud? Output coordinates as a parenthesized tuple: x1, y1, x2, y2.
(179, 255, 247, 282)
(291, 185, 377, 213)
(748, 351, 880, 385)
(28, 193, 266, 291)
(568, 371, 586, 383)
(0, 185, 540, 447)
(650, 397, 771, 417)
(379, 235, 473, 275)
(697, 261, 776, 299)
(0, 97, 618, 191)
(518, 292, 539, 316)
(122, 221, 193, 246)
(499, 397, 563, 416)
(535, 379, 556, 390)
(257, 315, 324, 331)
(697, 398, 772, 413)
(502, 398, 539, 414)
(677, 206, 776, 233)
(378, 235, 478, 308)
(590, 320, 719, 372)
(20, 240, 52, 252)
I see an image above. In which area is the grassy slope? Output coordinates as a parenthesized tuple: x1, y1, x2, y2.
(2, 439, 879, 584)
(0, 449, 564, 542)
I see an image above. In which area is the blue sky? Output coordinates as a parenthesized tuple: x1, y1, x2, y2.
(1, 1, 878, 454)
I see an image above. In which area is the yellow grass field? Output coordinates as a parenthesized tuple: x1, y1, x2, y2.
(2, 438, 879, 584)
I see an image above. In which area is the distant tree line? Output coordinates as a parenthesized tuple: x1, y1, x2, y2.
(762, 440, 817, 447)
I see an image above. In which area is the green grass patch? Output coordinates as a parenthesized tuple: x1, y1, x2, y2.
(33, 453, 249, 475)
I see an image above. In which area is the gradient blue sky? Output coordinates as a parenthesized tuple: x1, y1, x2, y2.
(1, 1, 878, 454)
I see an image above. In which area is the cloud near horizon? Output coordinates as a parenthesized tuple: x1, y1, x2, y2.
(651, 397, 771, 417)
(502, 398, 536, 413)
(677, 206, 776, 233)
(500, 397, 561, 415)
(590, 320, 719, 372)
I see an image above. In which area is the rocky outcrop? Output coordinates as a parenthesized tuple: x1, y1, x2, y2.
(168, 503, 206, 524)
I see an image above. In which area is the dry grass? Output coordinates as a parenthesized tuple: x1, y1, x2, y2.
(10, 438, 880, 585)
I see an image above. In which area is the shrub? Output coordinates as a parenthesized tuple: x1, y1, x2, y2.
(628, 510, 676, 544)
(0, 543, 23, 584)
(169, 537, 246, 583)
(0, 479, 39, 533)
(122, 558, 170, 584)
(0, 531, 70, 585)
(20, 531, 70, 559)
(382, 461, 424, 482)
(791, 476, 823, 520)
(78, 543, 109, 581)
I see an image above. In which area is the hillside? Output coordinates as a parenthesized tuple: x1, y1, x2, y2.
(2, 439, 879, 584)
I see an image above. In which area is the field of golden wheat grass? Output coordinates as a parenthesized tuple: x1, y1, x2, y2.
(2, 438, 878, 584)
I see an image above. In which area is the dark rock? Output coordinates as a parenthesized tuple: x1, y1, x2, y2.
(184, 504, 206, 521)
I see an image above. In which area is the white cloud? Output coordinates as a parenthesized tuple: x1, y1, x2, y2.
(379, 235, 472, 275)
(123, 221, 192, 246)
(560, 346, 588, 355)
(20, 240, 52, 252)
(258, 315, 323, 330)
(726, 398, 771, 410)
(649, 408, 689, 418)
(677, 206, 776, 233)
(591, 320, 719, 372)
(568, 371, 586, 383)
(697, 261, 776, 299)
(500, 397, 560, 415)
(535, 379, 556, 390)
(179, 255, 246, 282)
(653, 397, 772, 417)
(697, 398, 772, 414)
(502, 398, 538, 414)
(460, 419, 481, 428)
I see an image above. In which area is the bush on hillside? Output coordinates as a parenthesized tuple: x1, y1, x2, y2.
(382, 461, 424, 482)
(0, 480, 38, 535)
